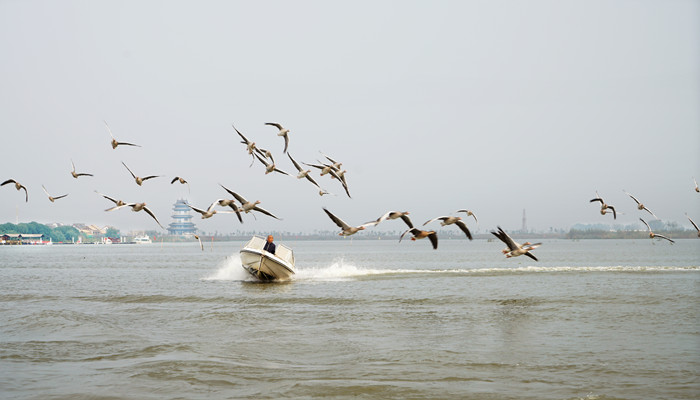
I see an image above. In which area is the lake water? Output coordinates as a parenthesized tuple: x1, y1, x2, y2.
(1, 238, 699, 400)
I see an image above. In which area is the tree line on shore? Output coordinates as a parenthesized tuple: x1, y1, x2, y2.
(2, 221, 697, 243)
(0, 222, 80, 243)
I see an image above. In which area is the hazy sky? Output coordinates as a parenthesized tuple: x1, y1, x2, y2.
(1, 1, 698, 235)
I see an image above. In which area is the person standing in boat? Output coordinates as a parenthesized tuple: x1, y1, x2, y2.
(263, 235, 276, 254)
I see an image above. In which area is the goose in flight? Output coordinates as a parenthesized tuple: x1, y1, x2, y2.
(686, 214, 700, 238)
(639, 218, 674, 243)
(456, 209, 478, 224)
(319, 151, 342, 171)
(105, 202, 164, 229)
(265, 122, 290, 153)
(41, 185, 68, 202)
(171, 176, 190, 192)
(219, 185, 281, 220)
(365, 211, 413, 228)
(70, 160, 93, 179)
(304, 162, 350, 197)
(322, 208, 372, 236)
(254, 152, 290, 176)
(104, 120, 141, 149)
(232, 123, 258, 165)
(122, 162, 160, 186)
(304, 161, 339, 178)
(623, 190, 657, 219)
(288, 153, 322, 190)
(331, 169, 351, 198)
(194, 234, 204, 251)
(217, 199, 243, 222)
(399, 228, 438, 250)
(491, 226, 541, 261)
(423, 215, 473, 240)
(214, 196, 244, 223)
(694, 177, 699, 193)
(590, 191, 616, 219)
(95, 190, 126, 208)
(1, 179, 28, 202)
(186, 200, 239, 220)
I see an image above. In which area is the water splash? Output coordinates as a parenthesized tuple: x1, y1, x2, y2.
(203, 254, 251, 281)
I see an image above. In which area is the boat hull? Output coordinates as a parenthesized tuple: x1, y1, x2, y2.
(240, 249, 295, 282)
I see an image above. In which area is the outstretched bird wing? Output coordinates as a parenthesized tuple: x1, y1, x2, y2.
(323, 208, 350, 231)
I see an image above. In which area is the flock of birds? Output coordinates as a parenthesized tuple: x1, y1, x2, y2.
(2, 121, 699, 261)
(588, 185, 700, 244)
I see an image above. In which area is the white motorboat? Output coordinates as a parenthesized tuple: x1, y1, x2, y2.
(240, 236, 296, 281)
(133, 235, 152, 244)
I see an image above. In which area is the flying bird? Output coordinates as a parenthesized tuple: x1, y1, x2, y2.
(330, 169, 351, 198)
(104, 120, 141, 149)
(95, 190, 126, 208)
(288, 153, 323, 190)
(254, 152, 290, 176)
(265, 122, 290, 153)
(215, 198, 243, 223)
(491, 226, 541, 261)
(694, 177, 699, 193)
(171, 176, 190, 192)
(399, 228, 438, 250)
(194, 234, 204, 251)
(423, 216, 473, 240)
(105, 202, 164, 229)
(590, 191, 616, 219)
(623, 190, 657, 219)
(70, 160, 93, 179)
(304, 161, 339, 178)
(186, 200, 239, 220)
(456, 209, 478, 224)
(41, 185, 68, 203)
(639, 218, 674, 244)
(365, 211, 414, 228)
(319, 151, 342, 171)
(322, 208, 372, 236)
(122, 162, 160, 186)
(304, 162, 350, 197)
(686, 214, 700, 238)
(219, 185, 281, 220)
(1, 179, 28, 202)
(233, 123, 259, 165)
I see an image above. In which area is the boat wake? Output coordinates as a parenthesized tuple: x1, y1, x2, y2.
(294, 259, 393, 281)
(204, 254, 699, 282)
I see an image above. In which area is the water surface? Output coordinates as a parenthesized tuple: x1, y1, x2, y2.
(1, 239, 698, 399)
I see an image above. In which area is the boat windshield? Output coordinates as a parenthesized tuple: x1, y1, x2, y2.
(243, 236, 295, 266)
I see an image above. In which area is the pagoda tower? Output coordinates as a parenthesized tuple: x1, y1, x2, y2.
(168, 199, 197, 236)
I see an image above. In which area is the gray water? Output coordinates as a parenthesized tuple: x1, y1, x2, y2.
(1, 239, 699, 400)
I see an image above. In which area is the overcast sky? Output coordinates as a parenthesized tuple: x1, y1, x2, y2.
(1, 1, 698, 235)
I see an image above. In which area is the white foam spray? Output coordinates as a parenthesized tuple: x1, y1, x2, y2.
(203, 254, 251, 281)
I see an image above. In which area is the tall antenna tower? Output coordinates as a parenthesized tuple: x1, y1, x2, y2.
(522, 209, 527, 233)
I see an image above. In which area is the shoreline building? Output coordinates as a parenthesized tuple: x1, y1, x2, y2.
(167, 199, 197, 236)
